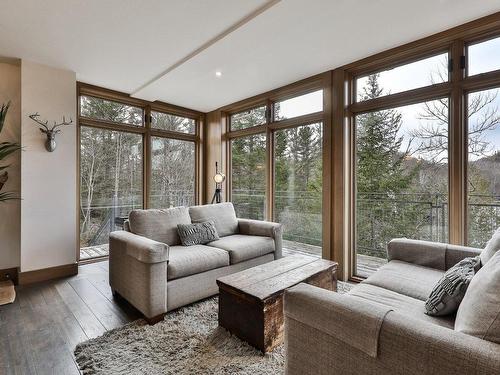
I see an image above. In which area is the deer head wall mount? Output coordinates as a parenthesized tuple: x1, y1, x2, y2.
(28, 113, 73, 152)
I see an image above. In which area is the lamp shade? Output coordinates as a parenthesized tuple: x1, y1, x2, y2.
(213, 173, 226, 183)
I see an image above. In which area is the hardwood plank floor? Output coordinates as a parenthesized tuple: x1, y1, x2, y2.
(0, 261, 141, 375)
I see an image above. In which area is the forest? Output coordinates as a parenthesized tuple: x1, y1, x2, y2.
(80, 96, 195, 247)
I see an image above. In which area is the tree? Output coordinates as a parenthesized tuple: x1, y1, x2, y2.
(408, 61, 500, 247)
(356, 74, 415, 195)
(355, 74, 424, 256)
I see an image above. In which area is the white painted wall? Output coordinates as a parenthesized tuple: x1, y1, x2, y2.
(0, 61, 21, 269)
(20, 60, 76, 272)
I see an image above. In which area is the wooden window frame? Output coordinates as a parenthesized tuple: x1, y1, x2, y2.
(76, 82, 204, 263)
(341, 13, 500, 281)
(222, 73, 333, 260)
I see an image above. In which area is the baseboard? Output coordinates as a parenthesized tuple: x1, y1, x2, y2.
(18, 262, 78, 285)
(0, 267, 19, 285)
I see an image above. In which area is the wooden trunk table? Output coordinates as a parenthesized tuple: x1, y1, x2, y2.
(216, 254, 338, 353)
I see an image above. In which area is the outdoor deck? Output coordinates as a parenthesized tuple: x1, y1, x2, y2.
(81, 239, 387, 277)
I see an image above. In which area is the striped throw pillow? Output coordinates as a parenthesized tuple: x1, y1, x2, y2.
(425, 256, 481, 316)
(177, 221, 219, 246)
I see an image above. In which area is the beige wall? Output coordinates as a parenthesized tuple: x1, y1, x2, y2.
(0, 61, 21, 269)
(20, 61, 77, 272)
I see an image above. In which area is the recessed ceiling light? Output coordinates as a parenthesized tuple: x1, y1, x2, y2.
(215, 71, 222, 77)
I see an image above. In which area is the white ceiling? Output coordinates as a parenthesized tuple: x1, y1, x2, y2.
(1, 0, 500, 112)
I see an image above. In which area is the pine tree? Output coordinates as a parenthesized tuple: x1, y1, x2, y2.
(356, 74, 420, 256)
(356, 74, 415, 195)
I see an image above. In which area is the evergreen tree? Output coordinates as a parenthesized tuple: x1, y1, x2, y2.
(356, 74, 415, 195)
(356, 74, 420, 256)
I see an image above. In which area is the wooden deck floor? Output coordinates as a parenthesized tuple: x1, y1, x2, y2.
(81, 240, 387, 276)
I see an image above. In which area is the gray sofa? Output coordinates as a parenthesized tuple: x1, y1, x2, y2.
(109, 202, 282, 321)
(284, 237, 500, 375)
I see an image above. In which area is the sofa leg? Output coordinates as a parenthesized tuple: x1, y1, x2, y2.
(145, 313, 166, 325)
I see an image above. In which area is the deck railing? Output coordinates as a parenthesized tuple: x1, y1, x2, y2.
(80, 190, 500, 258)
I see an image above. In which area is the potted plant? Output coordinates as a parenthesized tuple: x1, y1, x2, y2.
(0, 102, 21, 201)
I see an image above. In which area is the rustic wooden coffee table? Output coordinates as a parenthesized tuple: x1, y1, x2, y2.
(216, 254, 338, 353)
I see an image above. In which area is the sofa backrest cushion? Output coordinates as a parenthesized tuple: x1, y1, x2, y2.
(129, 207, 191, 246)
(189, 203, 238, 237)
(455, 250, 500, 344)
(480, 226, 500, 266)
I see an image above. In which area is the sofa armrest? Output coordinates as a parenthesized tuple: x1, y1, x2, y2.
(387, 238, 482, 270)
(285, 283, 392, 357)
(284, 283, 500, 375)
(445, 244, 482, 269)
(109, 231, 168, 319)
(238, 218, 283, 258)
(109, 231, 169, 264)
(238, 218, 281, 237)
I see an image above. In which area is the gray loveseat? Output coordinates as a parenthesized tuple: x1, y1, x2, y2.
(284, 236, 500, 374)
(109, 202, 282, 322)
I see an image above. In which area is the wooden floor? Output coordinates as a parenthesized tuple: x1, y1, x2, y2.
(1, 247, 384, 374)
(0, 261, 141, 375)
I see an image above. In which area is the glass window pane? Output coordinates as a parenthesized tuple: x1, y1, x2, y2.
(468, 36, 500, 76)
(80, 127, 143, 259)
(231, 134, 266, 220)
(467, 87, 500, 247)
(356, 53, 448, 102)
(274, 123, 323, 256)
(355, 94, 449, 277)
(150, 137, 196, 208)
(230, 106, 266, 131)
(151, 111, 196, 134)
(80, 95, 143, 126)
(274, 90, 323, 121)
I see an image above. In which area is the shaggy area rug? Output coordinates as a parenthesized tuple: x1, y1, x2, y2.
(75, 282, 352, 375)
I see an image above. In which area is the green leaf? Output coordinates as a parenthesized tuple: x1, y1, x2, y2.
(0, 102, 10, 134)
(0, 142, 21, 161)
(0, 191, 19, 202)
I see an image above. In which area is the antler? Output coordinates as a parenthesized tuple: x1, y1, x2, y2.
(29, 113, 50, 132)
(52, 116, 73, 133)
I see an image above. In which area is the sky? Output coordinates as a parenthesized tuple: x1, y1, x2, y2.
(278, 90, 323, 119)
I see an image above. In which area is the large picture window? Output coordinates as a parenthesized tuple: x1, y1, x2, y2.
(226, 78, 327, 259)
(274, 123, 323, 255)
(80, 127, 143, 251)
(78, 86, 200, 262)
(348, 26, 500, 280)
(150, 137, 196, 209)
(467, 87, 500, 247)
(230, 134, 266, 220)
(355, 97, 449, 277)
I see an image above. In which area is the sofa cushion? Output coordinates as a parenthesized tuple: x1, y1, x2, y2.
(349, 283, 455, 329)
(363, 260, 445, 301)
(207, 234, 275, 264)
(480, 226, 500, 266)
(129, 207, 191, 246)
(167, 245, 229, 280)
(455, 250, 500, 343)
(189, 203, 238, 237)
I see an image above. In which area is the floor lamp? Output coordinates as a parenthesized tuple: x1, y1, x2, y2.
(211, 162, 226, 204)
